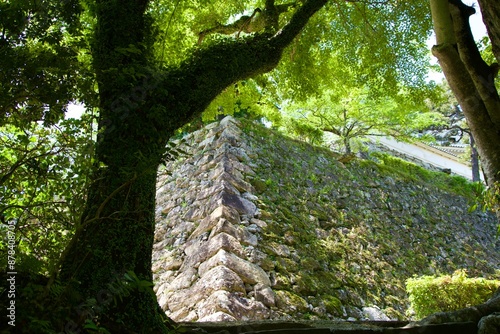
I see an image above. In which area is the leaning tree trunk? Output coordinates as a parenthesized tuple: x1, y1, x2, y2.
(56, 0, 328, 332)
(477, 0, 500, 62)
(423, 0, 500, 330)
(430, 0, 500, 214)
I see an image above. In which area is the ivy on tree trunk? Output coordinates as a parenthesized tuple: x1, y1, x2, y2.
(56, 0, 327, 332)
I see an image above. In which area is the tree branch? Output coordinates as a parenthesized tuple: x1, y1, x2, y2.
(448, 0, 500, 126)
(154, 0, 327, 136)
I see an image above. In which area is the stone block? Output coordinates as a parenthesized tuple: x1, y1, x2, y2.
(199, 249, 271, 286)
(189, 205, 241, 240)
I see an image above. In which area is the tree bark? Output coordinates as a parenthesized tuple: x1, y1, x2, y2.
(477, 0, 500, 62)
(426, 0, 500, 326)
(470, 134, 481, 182)
(56, 0, 327, 332)
(430, 0, 500, 195)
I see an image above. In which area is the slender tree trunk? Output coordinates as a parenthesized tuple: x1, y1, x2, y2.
(477, 0, 500, 62)
(470, 134, 481, 182)
(424, 0, 500, 326)
(344, 137, 352, 154)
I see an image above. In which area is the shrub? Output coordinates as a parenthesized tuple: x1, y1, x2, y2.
(406, 269, 500, 319)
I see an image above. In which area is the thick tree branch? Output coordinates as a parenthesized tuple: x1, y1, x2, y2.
(448, 0, 500, 126)
(477, 0, 500, 63)
(271, 0, 327, 48)
(154, 0, 327, 136)
(429, 0, 500, 187)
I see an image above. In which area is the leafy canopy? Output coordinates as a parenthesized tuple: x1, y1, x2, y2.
(1, 0, 442, 275)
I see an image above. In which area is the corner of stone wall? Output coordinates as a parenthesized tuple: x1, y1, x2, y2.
(153, 116, 274, 322)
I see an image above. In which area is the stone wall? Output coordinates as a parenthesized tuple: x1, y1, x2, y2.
(153, 117, 273, 322)
(152, 116, 499, 323)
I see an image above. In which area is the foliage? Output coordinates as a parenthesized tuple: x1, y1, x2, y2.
(203, 80, 269, 122)
(0, 115, 94, 275)
(483, 181, 500, 216)
(148, 0, 441, 129)
(478, 36, 500, 91)
(470, 180, 500, 227)
(281, 85, 445, 154)
(0, 0, 96, 126)
(284, 117, 324, 144)
(0, 0, 476, 329)
(406, 270, 500, 319)
(270, 1, 436, 102)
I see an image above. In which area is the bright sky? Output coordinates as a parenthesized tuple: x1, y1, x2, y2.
(67, 1, 490, 118)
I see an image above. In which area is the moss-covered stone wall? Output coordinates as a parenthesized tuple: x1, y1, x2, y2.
(153, 116, 499, 323)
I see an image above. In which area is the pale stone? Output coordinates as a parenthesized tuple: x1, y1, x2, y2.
(166, 266, 245, 313)
(205, 120, 221, 130)
(198, 290, 269, 321)
(250, 218, 268, 228)
(219, 115, 240, 127)
(217, 172, 254, 193)
(362, 306, 390, 321)
(198, 311, 237, 322)
(209, 219, 257, 246)
(243, 232, 258, 246)
(242, 192, 258, 201)
(160, 200, 177, 216)
(196, 179, 240, 201)
(229, 147, 251, 162)
(182, 232, 246, 270)
(183, 206, 206, 221)
(209, 218, 245, 241)
(231, 159, 256, 175)
(189, 205, 241, 240)
(207, 232, 245, 258)
(199, 249, 271, 286)
(199, 135, 216, 148)
(254, 283, 276, 307)
(168, 307, 191, 322)
(166, 267, 197, 292)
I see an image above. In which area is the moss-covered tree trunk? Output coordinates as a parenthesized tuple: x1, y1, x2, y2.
(56, 0, 327, 332)
(56, 0, 169, 331)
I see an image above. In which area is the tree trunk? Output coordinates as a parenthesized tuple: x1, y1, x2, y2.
(477, 0, 500, 62)
(426, 0, 500, 326)
(470, 134, 481, 182)
(56, 0, 170, 332)
(430, 0, 500, 197)
(55, 0, 328, 331)
(344, 137, 352, 154)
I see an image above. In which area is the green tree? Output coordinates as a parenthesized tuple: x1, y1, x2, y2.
(0, 0, 473, 332)
(284, 87, 444, 154)
(0, 117, 94, 275)
(2, 0, 328, 332)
